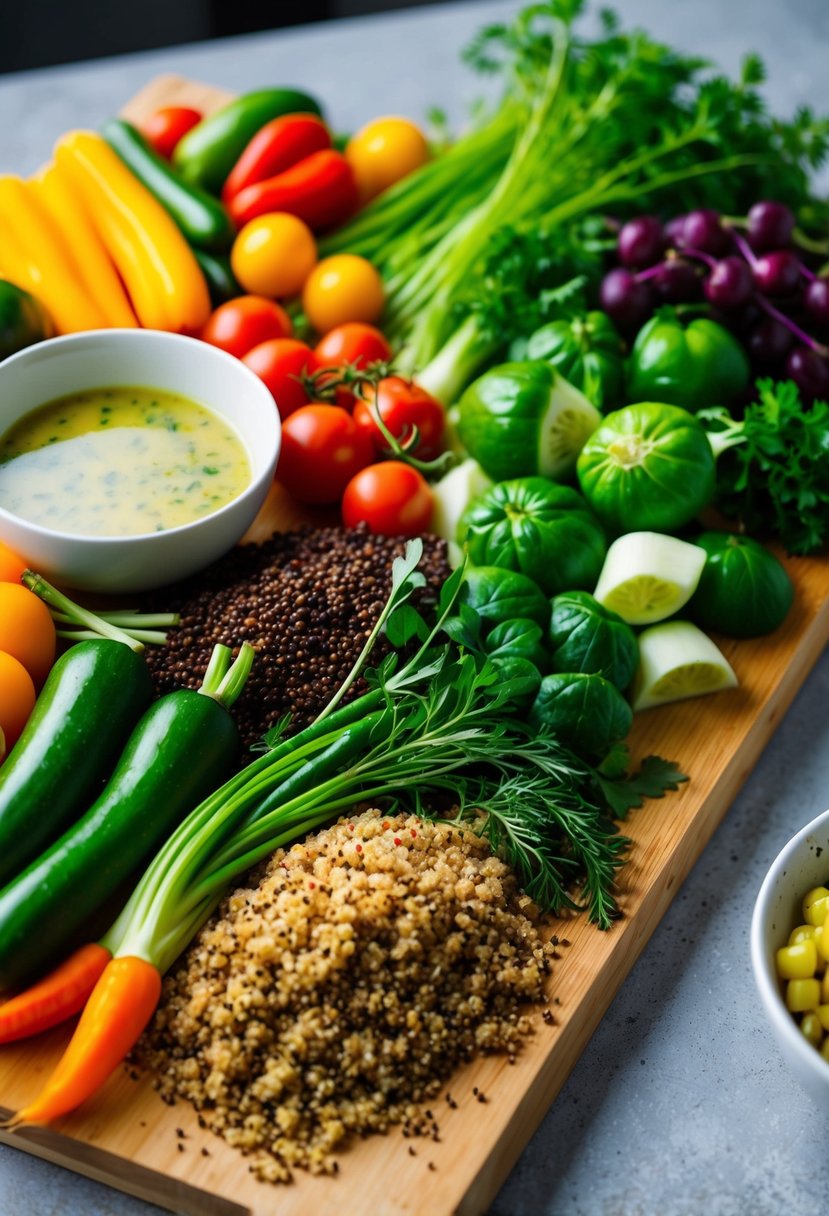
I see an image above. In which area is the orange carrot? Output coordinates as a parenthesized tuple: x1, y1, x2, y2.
(0, 943, 111, 1044)
(9, 955, 161, 1126)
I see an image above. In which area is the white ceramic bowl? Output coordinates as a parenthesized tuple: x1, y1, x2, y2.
(751, 805, 829, 1104)
(0, 329, 280, 593)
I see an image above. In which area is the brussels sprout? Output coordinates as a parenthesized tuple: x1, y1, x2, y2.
(576, 402, 716, 534)
(460, 477, 606, 597)
(456, 361, 601, 482)
(529, 671, 633, 761)
(688, 531, 794, 637)
(549, 590, 638, 690)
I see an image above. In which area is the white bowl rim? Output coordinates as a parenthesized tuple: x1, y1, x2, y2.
(750, 804, 829, 1083)
(0, 328, 280, 545)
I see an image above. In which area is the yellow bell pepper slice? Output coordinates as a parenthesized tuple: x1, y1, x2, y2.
(0, 175, 108, 334)
(54, 131, 210, 334)
(31, 163, 138, 329)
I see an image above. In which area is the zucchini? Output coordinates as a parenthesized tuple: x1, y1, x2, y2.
(172, 88, 324, 195)
(0, 674, 243, 988)
(0, 640, 152, 889)
(102, 119, 236, 253)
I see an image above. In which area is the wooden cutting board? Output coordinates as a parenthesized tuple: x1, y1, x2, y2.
(1, 75, 828, 1216)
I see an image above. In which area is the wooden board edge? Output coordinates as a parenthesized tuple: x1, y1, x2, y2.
(452, 592, 829, 1216)
(0, 1112, 249, 1216)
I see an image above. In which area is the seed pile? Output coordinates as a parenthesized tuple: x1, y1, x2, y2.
(137, 809, 554, 1182)
(142, 526, 450, 750)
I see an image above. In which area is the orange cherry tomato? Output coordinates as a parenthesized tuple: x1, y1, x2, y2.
(0, 583, 56, 686)
(277, 404, 375, 505)
(341, 461, 434, 537)
(302, 255, 384, 335)
(200, 295, 293, 360)
(345, 117, 430, 202)
(230, 212, 318, 298)
(140, 106, 202, 160)
(0, 651, 36, 752)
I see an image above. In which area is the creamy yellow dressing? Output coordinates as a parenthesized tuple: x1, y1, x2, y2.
(0, 386, 251, 537)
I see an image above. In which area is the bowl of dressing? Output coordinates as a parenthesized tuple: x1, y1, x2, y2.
(0, 329, 281, 592)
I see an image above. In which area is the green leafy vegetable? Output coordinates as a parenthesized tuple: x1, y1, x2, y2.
(701, 379, 829, 555)
(100, 541, 685, 972)
(323, 0, 829, 387)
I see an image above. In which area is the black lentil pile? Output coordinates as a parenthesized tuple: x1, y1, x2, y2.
(142, 526, 451, 752)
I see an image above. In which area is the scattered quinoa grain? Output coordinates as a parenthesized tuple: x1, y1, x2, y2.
(137, 809, 554, 1183)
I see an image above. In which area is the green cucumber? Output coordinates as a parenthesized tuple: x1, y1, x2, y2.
(102, 119, 236, 253)
(193, 247, 242, 306)
(172, 88, 324, 195)
(0, 679, 242, 988)
(0, 640, 153, 889)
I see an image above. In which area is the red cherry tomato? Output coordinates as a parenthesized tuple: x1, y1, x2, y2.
(200, 296, 293, 360)
(342, 461, 434, 536)
(277, 404, 375, 505)
(314, 323, 392, 369)
(140, 106, 202, 160)
(352, 376, 445, 460)
(242, 338, 320, 421)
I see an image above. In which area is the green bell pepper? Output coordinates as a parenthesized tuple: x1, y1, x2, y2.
(626, 309, 750, 411)
(524, 311, 625, 410)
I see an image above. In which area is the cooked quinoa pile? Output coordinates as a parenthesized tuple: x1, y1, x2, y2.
(141, 526, 450, 751)
(137, 809, 554, 1182)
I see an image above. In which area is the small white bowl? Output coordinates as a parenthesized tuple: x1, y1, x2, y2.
(751, 805, 829, 1104)
(0, 329, 280, 593)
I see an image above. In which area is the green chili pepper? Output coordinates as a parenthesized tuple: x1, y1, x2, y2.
(625, 308, 750, 411)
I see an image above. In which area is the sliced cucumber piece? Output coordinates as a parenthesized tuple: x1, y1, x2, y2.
(538, 376, 602, 479)
(429, 457, 493, 544)
(633, 620, 738, 710)
(593, 531, 707, 625)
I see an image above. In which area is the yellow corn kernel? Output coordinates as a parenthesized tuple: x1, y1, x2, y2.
(821, 1039, 829, 1064)
(822, 971, 829, 1003)
(776, 940, 818, 980)
(814, 925, 828, 973)
(813, 1005, 829, 1031)
(801, 1012, 824, 1047)
(789, 924, 817, 946)
(803, 887, 829, 926)
(786, 978, 822, 1012)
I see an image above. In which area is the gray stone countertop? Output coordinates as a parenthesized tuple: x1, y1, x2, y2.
(0, 1, 828, 1212)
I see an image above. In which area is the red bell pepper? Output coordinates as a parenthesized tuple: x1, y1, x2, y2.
(221, 113, 331, 203)
(227, 149, 359, 232)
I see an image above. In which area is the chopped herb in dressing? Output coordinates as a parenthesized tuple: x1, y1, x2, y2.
(0, 385, 251, 537)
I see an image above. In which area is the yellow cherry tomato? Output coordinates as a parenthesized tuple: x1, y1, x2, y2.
(230, 212, 318, 299)
(346, 116, 430, 201)
(302, 254, 385, 335)
(0, 650, 36, 752)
